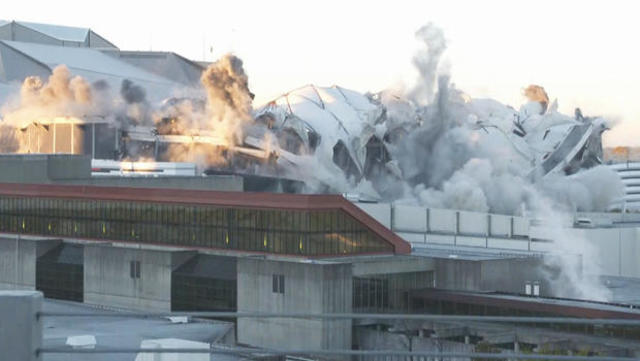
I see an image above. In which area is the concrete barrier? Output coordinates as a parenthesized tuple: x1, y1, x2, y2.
(393, 205, 427, 232)
(490, 215, 511, 237)
(512, 217, 529, 237)
(0, 290, 42, 361)
(355, 203, 391, 228)
(458, 211, 488, 235)
(428, 209, 457, 233)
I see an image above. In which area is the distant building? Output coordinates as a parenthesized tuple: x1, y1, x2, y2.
(0, 19, 203, 104)
(605, 147, 640, 211)
(0, 20, 117, 49)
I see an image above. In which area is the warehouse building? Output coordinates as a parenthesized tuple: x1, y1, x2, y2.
(0, 20, 201, 102)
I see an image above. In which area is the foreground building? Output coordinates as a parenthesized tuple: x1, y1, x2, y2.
(0, 154, 639, 357)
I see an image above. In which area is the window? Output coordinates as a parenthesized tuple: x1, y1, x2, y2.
(272, 274, 284, 294)
(130, 260, 141, 279)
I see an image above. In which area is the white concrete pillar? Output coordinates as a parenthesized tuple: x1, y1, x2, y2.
(0, 291, 42, 361)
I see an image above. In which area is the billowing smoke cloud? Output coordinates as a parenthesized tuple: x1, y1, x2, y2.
(0, 65, 111, 153)
(408, 23, 447, 105)
(120, 79, 147, 104)
(3, 65, 95, 127)
(533, 199, 613, 302)
(120, 79, 152, 126)
(376, 23, 622, 302)
(380, 23, 623, 216)
(0, 65, 168, 154)
(201, 54, 253, 135)
(158, 54, 256, 167)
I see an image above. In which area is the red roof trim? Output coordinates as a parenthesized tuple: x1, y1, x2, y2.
(0, 183, 411, 255)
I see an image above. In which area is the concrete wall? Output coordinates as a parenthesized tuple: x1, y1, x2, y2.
(394, 205, 426, 232)
(0, 237, 60, 290)
(0, 291, 43, 361)
(84, 245, 191, 311)
(480, 257, 551, 296)
(429, 208, 457, 233)
(357, 203, 533, 251)
(0, 237, 37, 290)
(0, 154, 243, 191)
(354, 202, 640, 280)
(458, 211, 488, 235)
(237, 258, 352, 352)
(352, 257, 434, 277)
(356, 203, 391, 228)
(490, 214, 511, 237)
(572, 227, 640, 278)
(528, 225, 640, 278)
(434, 259, 481, 292)
(0, 154, 90, 183)
(0, 155, 55, 183)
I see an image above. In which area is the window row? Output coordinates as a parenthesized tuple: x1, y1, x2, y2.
(0, 197, 376, 232)
(0, 196, 392, 256)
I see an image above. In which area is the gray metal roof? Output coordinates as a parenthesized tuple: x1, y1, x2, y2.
(111, 51, 204, 85)
(17, 21, 89, 42)
(0, 40, 182, 102)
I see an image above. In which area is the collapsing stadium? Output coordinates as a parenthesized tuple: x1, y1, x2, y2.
(0, 63, 618, 215)
(0, 20, 624, 266)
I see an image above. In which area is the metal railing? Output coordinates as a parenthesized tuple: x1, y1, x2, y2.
(36, 310, 640, 326)
(35, 347, 640, 361)
(36, 311, 640, 360)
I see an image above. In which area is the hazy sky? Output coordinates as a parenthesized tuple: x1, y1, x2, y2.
(5, 0, 639, 146)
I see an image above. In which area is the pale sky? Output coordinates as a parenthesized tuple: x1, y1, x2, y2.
(5, 0, 640, 146)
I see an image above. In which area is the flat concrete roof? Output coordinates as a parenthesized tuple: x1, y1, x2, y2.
(42, 298, 235, 361)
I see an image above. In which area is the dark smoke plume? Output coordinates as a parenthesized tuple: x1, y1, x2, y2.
(200, 54, 253, 124)
(120, 79, 147, 104)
